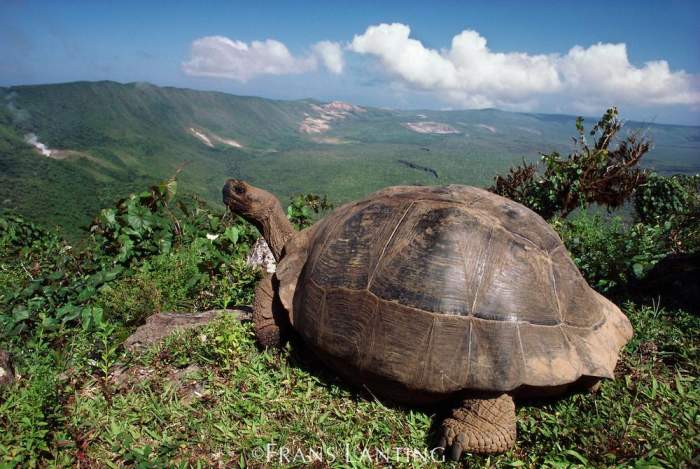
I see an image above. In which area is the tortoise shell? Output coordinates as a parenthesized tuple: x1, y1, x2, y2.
(278, 185, 632, 396)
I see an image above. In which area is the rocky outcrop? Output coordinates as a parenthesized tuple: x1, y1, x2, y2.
(123, 308, 251, 352)
(188, 127, 243, 148)
(246, 238, 277, 273)
(402, 122, 459, 134)
(299, 101, 365, 134)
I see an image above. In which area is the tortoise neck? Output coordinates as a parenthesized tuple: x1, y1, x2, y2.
(252, 200, 294, 262)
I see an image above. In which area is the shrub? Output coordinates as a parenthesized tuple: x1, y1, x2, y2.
(286, 193, 333, 229)
(552, 213, 668, 292)
(0, 173, 258, 339)
(0, 213, 61, 254)
(491, 107, 650, 219)
(95, 274, 163, 326)
(95, 233, 260, 324)
(634, 173, 698, 223)
(634, 173, 700, 254)
(138, 245, 208, 311)
(203, 256, 259, 310)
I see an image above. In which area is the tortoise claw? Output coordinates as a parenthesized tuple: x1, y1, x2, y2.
(437, 426, 464, 461)
(449, 441, 463, 461)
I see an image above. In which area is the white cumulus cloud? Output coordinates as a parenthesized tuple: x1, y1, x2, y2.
(182, 35, 343, 81)
(312, 40, 345, 74)
(349, 23, 700, 110)
(558, 42, 700, 109)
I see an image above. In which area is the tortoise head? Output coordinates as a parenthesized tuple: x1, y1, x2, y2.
(222, 179, 295, 262)
(222, 179, 275, 219)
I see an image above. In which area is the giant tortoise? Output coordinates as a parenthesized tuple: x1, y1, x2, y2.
(222, 180, 633, 458)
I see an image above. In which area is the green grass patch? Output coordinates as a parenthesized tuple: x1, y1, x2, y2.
(16, 303, 691, 468)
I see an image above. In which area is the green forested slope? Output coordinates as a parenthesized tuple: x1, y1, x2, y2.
(2, 81, 698, 238)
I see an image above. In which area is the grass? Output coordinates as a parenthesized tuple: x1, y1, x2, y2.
(3, 301, 696, 468)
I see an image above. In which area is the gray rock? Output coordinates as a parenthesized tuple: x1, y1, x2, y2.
(0, 350, 13, 387)
(246, 237, 276, 273)
(123, 308, 251, 352)
(166, 364, 206, 403)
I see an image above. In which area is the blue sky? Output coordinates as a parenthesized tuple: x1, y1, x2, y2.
(1, 0, 699, 124)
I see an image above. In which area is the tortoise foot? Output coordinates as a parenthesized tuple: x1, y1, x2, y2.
(253, 274, 289, 348)
(438, 393, 516, 459)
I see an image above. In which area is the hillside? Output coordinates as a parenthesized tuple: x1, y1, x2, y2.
(2, 81, 699, 238)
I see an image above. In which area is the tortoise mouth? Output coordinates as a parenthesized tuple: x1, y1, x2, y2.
(222, 179, 244, 211)
(222, 186, 234, 208)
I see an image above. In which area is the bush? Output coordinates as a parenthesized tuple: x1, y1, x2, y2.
(204, 255, 259, 309)
(286, 193, 333, 229)
(96, 243, 260, 324)
(634, 173, 700, 254)
(552, 213, 668, 292)
(634, 173, 698, 223)
(0, 213, 62, 254)
(491, 107, 649, 219)
(95, 274, 163, 326)
(0, 173, 261, 339)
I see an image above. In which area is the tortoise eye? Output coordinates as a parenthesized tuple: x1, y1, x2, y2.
(234, 185, 245, 195)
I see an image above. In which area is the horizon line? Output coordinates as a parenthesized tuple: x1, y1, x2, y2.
(3, 78, 698, 128)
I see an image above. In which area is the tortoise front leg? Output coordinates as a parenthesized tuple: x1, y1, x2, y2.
(439, 392, 516, 459)
(252, 274, 289, 348)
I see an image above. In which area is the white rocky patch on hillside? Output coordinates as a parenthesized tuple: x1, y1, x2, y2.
(189, 128, 214, 147)
(402, 122, 459, 134)
(476, 124, 497, 133)
(311, 136, 350, 144)
(188, 127, 243, 148)
(299, 101, 365, 134)
(215, 135, 243, 148)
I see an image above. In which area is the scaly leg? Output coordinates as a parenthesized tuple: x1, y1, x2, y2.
(252, 274, 289, 348)
(439, 392, 516, 459)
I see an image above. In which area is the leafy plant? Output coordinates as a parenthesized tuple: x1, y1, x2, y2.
(88, 175, 182, 266)
(634, 173, 700, 254)
(286, 193, 333, 229)
(552, 213, 669, 292)
(491, 107, 650, 219)
(204, 256, 259, 309)
(634, 173, 697, 223)
(94, 275, 163, 326)
(0, 174, 258, 339)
